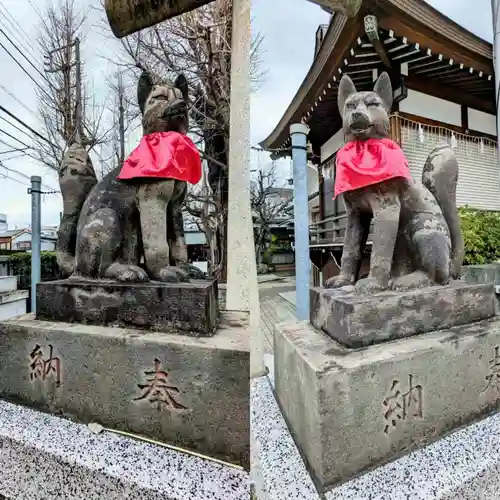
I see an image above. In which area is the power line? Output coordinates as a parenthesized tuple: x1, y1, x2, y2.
(0, 28, 51, 87)
(0, 1, 40, 61)
(0, 172, 29, 187)
(0, 115, 35, 142)
(0, 105, 56, 148)
(0, 127, 33, 150)
(0, 37, 53, 104)
(0, 147, 29, 155)
(0, 84, 38, 117)
(0, 136, 44, 166)
(0, 160, 60, 193)
(0, 152, 26, 162)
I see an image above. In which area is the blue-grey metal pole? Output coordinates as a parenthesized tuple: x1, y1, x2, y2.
(290, 123, 310, 321)
(30, 176, 41, 313)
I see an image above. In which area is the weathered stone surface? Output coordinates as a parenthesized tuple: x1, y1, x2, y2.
(0, 399, 249, 500)
(275, 318, 500, 489)
(36, 278, 219, 336)
(253, 373, 500, 500)
(311, 281, 495, 347)
(0, 311, 249, 468)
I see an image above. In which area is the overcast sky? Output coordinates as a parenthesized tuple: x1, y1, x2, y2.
(0, 0, 494, 229)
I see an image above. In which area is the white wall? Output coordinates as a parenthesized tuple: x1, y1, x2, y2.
(399, 89, 462, 127)
(468, 108, 496, 136)
(41, 240, 56, 251)
(320, 128, 344, 162)
(11, 232, 56, 251)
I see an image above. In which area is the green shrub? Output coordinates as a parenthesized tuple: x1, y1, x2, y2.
(459, 207, 500, 265)
(7, 251, 60, 288)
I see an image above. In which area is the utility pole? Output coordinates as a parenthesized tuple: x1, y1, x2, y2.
(117, 72, 125, 165)
(29, 176, 41, 313)
(43, 37, 83, 143)
(73, 37, 84, 140)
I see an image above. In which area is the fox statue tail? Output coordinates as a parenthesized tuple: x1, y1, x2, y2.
(56, 137, 97, 277)
(421, 144, 465, 279)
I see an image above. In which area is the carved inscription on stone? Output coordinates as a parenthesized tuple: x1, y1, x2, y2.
(383, 374, 423, 434)
(483, 346, 500, 392)
(29, 344, 61, 386)
(134, 358, 187, 411)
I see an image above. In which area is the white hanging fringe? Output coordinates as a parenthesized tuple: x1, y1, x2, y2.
(450, 132, 457, 149)
(418, 124, 424, 143)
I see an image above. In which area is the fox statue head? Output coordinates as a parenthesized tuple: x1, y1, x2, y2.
(137, 70, 190, 136)
(338, 72, 393, 142)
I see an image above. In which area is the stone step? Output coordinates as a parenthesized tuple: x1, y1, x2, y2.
(0, 290, 28, 321)
(0, 276, 17, 293)
(0, 399, 248, 500)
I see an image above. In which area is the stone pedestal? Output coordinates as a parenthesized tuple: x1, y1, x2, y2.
(275, 317, 500, 490)
(310, 282, 495, 347)
(0, 311, 249, 469)
(36, 279, 218, 336)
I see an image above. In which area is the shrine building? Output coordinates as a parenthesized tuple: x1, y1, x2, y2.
(260, 0, 497, 284)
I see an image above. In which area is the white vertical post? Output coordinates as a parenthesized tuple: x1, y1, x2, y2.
(30, 176, 41, 313)
(290, 124, 310, 321)
(226, 0, 265, 378)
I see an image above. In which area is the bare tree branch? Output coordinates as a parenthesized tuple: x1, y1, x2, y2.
(251, 163, 293, 265)
(33, 0, 112, 173)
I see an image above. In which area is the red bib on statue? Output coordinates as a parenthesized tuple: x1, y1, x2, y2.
(117, 131, 202, 184)
(334, 138, 412, 198)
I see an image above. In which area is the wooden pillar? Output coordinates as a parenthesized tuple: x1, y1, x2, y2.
(461, 105, 469, 132)
(389, 110, 402, 145)
(318, 164, 325, 238)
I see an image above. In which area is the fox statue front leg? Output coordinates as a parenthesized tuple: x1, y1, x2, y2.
(136, 180, 188, 283)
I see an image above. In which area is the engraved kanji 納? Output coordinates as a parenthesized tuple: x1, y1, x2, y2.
(29, 344, 61, 386)
(382, 374, 423, 434)
(484, 346, 500, 391)
(134, 358, 187, 411)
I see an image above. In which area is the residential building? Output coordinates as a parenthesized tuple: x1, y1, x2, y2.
(0, 228, 57, 251)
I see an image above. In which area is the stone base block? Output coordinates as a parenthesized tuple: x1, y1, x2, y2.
(0, 290, 28, 321)
(0, 276, 17, 293)
(36, 278, 219, 336)
(252, 375, 500, 500)
(0, 311, 249, 468)
(275, 318, 500, 489)
(310, 281, 495, 347)
(0, 399, 249, 500)
(462, 263, 500, 286)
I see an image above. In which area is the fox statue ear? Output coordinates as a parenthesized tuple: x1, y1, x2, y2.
(373, 72, 393, 111)
(137, 70, 154, 114)
(338, 74, 357, 115)
(174, 73, 189, 103)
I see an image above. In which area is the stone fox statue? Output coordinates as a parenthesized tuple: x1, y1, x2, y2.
(57, 70, 200, 283)
(325, 72, 464, 294)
